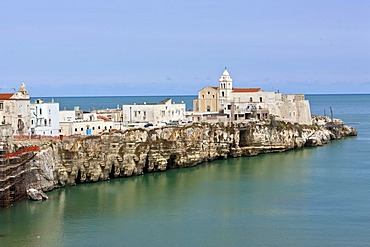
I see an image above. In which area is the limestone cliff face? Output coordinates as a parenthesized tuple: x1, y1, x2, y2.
(22, 118, 356, 191)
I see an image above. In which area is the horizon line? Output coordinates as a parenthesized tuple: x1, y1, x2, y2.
(30, 93, 370, 98)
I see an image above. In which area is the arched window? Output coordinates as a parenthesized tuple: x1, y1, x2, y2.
(206, 106, 211, 112)
(222, 92, 225, 97)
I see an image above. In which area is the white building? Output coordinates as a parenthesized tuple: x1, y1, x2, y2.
(59, 120, 115, 136)
(59, 106, 84, 123)
(0, 83, 31, 135)
(59, 107, 115, 136)
(122, 98, 186, 125)
(95, 108, 123, 123)
(193, 69, 312, 125)
(30, 99, 60, 136)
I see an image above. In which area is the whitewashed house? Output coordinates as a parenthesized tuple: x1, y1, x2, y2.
(30, 99, 60, 136)
(122, 98, 186, 125)
(59, 106, 115, 136)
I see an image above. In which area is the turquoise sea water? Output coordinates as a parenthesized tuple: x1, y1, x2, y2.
(1, 94, 370, 247)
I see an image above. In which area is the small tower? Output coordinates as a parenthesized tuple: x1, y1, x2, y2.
(218, 67, 233, 111)
(11, 82, 30, 100)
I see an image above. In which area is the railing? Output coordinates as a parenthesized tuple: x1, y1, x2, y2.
(5, 146, 39, 159)
(13, 135, 62, 140)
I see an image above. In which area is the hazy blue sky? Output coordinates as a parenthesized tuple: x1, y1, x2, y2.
(0, 0, 369, 96)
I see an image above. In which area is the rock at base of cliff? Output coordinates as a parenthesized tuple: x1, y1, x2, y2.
(27, 188, 48, 201)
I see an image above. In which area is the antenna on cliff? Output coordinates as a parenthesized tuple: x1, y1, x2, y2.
(330, 106, 334, 123)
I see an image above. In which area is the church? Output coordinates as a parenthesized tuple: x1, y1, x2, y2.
(0, 83, 31, 135)
(193, 68, 312, 125)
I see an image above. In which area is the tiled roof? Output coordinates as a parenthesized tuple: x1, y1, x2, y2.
(232, 88, 261, 93)
(0, 93, 14, 100)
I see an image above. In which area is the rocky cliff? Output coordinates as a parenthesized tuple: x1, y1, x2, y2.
(19, 117, 356, 193)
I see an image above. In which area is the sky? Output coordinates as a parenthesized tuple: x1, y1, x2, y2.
(0, 0, 369, 96)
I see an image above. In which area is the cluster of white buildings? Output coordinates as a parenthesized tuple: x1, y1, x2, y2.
(0, 70, 312, 137)
(0, 83, 187, 137)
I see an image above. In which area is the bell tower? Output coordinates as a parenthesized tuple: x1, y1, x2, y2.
(218, 67, 233, 111)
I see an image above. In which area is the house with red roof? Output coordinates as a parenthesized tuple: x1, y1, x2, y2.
(0, 83, 31, 135)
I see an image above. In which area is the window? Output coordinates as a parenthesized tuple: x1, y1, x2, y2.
(222, 92, 225, 97)
(49, 119, 51, 125)
(98, 126, 101, 130)
(92, 127, 95, 130)
(44, 119, 47, 126)
(227, 105, 231, 110)
(31, 120, 34, 125)
(206, 106, 211, 112)
(81, 127, 83, 131)
(75, 128, 77, 132)
(0, 102, 3, 110)
(207, 91, 210, 95)
(259, 97, 263, 103)
(249, 97, 253, 102)
(40, 108, 42, 115)
(134, 111, 137, 117)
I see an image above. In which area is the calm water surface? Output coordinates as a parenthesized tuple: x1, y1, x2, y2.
(1, 94, 369, 247)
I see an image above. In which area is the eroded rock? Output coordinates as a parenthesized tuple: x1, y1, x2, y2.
(18, 118, 357, 195)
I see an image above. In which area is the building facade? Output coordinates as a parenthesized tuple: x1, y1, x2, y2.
(30, 99, 60, 136)
(193, 69, 312, 125)
(0, 83, 31, 135)
(193, 86, 218, 113)
(59, 107, 115, 136)
(122, 98, 186, 125)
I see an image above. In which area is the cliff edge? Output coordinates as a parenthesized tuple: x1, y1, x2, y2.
(18, 116, 356, 193)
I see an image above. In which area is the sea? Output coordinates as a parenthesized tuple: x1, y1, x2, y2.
(0, 94, 369, 247)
